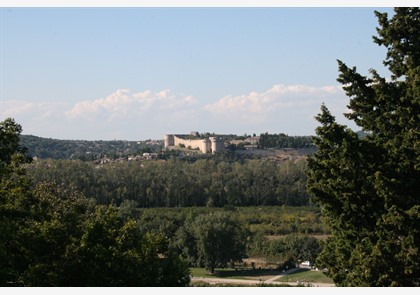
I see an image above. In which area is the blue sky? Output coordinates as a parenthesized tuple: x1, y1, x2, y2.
(0, 4, 398, 140)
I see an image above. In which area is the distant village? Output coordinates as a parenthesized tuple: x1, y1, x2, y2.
(21, 131, 314, 164)
(92, 131, 260, 165)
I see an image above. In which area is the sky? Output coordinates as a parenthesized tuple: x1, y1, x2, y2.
(0, 2, 401, 140)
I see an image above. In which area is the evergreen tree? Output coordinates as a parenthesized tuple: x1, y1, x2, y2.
(306, 8, 420, 286)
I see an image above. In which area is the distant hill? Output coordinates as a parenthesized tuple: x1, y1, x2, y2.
(20, 135, 163, 160)
(21, 131, 367, 161)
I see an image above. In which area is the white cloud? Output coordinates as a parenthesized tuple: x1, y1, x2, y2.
(65, 89, 197, 121)
(1, 84, 357, 140)
(1, 100, 69, 122)
(0, 100, 71, 137)
(201, 84, 356, 135)
(204, 84, 344, 117)
(1, 88, 200, 139)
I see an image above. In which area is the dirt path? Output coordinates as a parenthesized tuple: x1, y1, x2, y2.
(264, 267, 300, 283)
(191, 268, 335, 287)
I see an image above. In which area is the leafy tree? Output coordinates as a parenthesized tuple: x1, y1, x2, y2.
(281, 234, 321, 264)
(258, 132, 313, 149)
(18, 182, 95, 286)
(1, 118, 190, 286)
(27, 157, 311, 208)
(0, 118, 34, 285)
(1, 119, 31, 164)
(306, 8, 420, 286)
(250, 234, 321, 266)
(62, 205, 190, 286)
(175, 211, 247, 274)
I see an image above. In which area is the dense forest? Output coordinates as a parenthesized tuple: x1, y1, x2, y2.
(21, 131, 313, 208)
(258, 133, 314, 149)
(26, 157, 310, 207)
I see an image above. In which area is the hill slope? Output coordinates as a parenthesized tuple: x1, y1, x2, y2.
(20, 135, 162, 160)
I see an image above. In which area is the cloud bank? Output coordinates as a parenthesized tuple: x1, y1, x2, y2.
(205, 84, 343, 117)
(1, 84, 355, 140)
(202, 84, 352, 135)
(66, 89, 197, 121)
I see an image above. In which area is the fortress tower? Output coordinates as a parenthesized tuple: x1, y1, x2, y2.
(210, 137, 224, 154)
(164, 134, 174, 148)
(201, 138, 211, 153)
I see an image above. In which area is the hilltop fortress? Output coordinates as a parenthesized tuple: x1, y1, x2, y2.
(164, 133, 225, 154)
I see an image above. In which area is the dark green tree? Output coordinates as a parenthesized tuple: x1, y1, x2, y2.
(306, 8, 420, 286)
(175, 211, 247, 274)
(0, 118, 34, 285)
(18, 182, 95, 286)
(1, 118, 31, 164)
(263, 234, 320, 265)
(0, 118, 190, 286)
(62, 205, 190, 286)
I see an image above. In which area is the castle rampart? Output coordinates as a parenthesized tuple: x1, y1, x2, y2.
(164, 133, 224, 154)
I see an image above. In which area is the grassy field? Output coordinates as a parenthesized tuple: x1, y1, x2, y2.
(190, 267, 283, 281)
(265, 234, 330, 241)
(276, 268, 333, 284)
(190, 267, 334, 285)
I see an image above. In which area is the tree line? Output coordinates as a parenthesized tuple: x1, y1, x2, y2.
(26, 157, 310, 208)
(258, 133, 314, 149)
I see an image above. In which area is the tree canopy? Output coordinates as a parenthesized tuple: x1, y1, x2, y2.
(1, 118, 190, 286)
(175, 211, 247, 274)
(27, 157, 310, 207)
(306, 8, 420, 286)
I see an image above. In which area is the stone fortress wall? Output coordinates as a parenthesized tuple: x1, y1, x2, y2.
(164, 133, 224, 154)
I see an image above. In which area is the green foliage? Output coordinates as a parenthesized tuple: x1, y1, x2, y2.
(2, 119, 326, 286)
(247, 234, 321, 266)
(133, 206, 329, 244)
(1, 119, 30, 164)
(60, 205, 190, 286)
(26, 157, 311, 207)
(237, 206, 329, 236)
(258, 132, 314, 149)
(276, 268, 333, 285)
(20, 134, 161, 160)
(306, 8, 420, 286)
(175, 211, 247, 274)
(1, 118, 190, 286)
(271, 235, 321, 263)
(1, 118, 34, 285)
(2, 179, 191, 286)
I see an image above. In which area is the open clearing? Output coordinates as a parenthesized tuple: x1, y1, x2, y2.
(190, 267, 335, 287)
